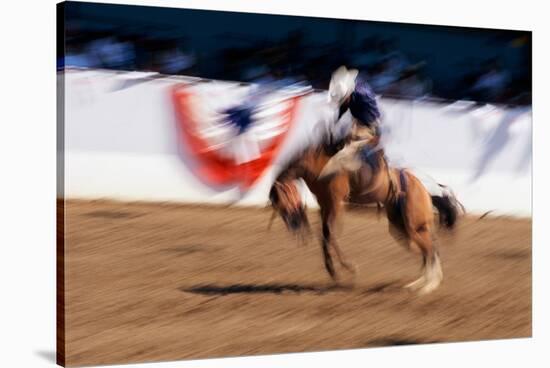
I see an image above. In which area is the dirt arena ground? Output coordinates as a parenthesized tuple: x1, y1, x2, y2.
(62, 199, 531, 367)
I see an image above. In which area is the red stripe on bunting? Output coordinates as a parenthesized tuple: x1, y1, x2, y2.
(172, 84, 300, 190)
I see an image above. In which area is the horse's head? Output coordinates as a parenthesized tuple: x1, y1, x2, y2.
(268, 181, 307, 233)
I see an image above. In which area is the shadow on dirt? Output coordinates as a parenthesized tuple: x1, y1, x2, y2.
(181, 280, 404, 296)
(162, 244, 219, 256)
(83, 210, 142, 220)
(181, 283, 354, 296)
(367, 337, 440, 347)
(361, 281, 403, 294)
(486, 250, 531, 261)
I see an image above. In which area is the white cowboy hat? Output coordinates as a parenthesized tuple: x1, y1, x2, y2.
(328, 65, 359, 104)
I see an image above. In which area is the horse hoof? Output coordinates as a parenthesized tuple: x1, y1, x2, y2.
(327, 272, 340, 283)
(417, 282, 440, 295)
(416, 276, 442, 295)
(404, 276, 426, 291)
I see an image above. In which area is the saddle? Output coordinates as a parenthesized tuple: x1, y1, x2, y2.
(349, 142, 402, 214)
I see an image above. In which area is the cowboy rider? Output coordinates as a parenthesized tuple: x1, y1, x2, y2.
(321, 66, 385, 176)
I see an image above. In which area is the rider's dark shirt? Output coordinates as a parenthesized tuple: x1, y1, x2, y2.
(349, 73, 381, 127)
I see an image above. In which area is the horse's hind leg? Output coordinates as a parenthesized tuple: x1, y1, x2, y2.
(388, 222, 411, 251)
(386, 221, 426, 288)
(404, 252, 427, 290)
(405, 226, 443, 294)
(422, 248, 443, 295)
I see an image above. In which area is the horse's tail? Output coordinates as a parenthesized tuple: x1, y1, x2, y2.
(430, 185, 465, 229)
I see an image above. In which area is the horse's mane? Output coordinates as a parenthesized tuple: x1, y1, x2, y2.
(273, 142, 324, 182)
(272, 146, 313, 182)
(272, 101, 351, 183)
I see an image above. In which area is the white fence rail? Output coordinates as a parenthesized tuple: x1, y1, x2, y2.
(60, 69, 532, 217)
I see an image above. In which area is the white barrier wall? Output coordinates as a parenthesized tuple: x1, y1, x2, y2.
(60, 69, 532, 217)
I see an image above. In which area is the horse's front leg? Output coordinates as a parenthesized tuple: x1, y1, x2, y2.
(331, 235, 357, 276)
(321, 218, 337, 281)
(330, 191, 358, 274)
(321, 208, 356, 282)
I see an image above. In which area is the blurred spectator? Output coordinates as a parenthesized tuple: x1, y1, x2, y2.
(469, 59, 510, 102)
(87, 36, 136, 69)
(395, 63, 430, 98)
(157, 48, 195, 75)
(61, 18, 530, 106)
(64, 43, 98, 68)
